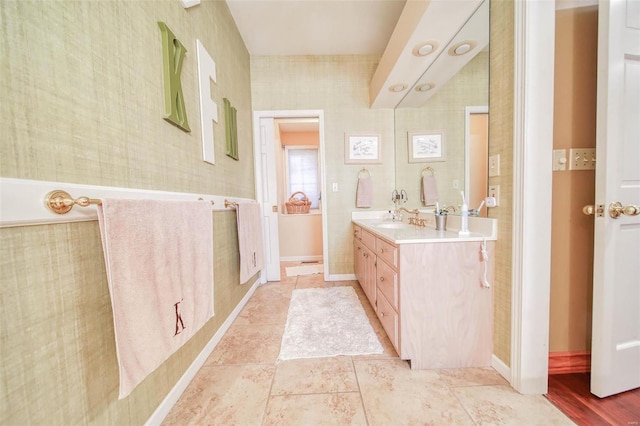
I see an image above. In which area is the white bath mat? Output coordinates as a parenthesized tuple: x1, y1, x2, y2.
(278, 286, 384, 361)
(285, 264, 324, 277)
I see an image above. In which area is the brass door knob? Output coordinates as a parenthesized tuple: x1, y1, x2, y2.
(609, 202, 640, 219)
(583, 205, 595, 215)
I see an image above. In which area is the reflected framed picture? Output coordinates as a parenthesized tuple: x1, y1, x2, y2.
(344, 133, 382, 164)
(408, 131, 446, 163)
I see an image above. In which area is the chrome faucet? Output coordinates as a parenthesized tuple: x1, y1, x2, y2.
(442, 205, 458, 213)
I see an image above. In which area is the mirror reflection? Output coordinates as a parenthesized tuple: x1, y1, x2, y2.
(393, 1, 489, 216)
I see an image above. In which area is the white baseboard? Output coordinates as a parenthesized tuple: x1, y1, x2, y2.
(279, 255, 323, 262)
(145, 278, 261, 426)
(492, 354, 511, 384)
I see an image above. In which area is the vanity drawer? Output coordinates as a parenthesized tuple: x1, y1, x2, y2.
(353, 225, 361, 241)
(376, 289, 399, 351)
(360, 229, 376, 251)
(376, 238, 398, 268)
(376, 259, 398, 311)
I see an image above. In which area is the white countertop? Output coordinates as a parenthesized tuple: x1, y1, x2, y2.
(352, 211, 497, 244)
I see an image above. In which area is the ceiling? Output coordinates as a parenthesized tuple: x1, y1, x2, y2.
(225, 0, 407, 56)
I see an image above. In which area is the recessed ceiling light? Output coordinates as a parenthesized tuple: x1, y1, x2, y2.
(415, 83, 434, 92)
(389, 84, 407, 93)
(412, 41, 439, 57)
(448, 40, 477, 56)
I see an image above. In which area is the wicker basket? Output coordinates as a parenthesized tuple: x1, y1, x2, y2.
(285, 191, 312, 214)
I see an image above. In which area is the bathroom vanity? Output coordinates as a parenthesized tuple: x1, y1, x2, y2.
(352, 213, 496, 370)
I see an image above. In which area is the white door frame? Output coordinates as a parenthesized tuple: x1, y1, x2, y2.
(509, 0, 555, 394)
(253, 110, 328, 280)
(464, 105, 489, 209)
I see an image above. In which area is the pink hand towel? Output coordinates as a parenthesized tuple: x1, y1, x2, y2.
(97, 198, 213, 399)
(421, 175, 439, 206)
(356, 177, 373, 208)
(236, 202, 265, 284)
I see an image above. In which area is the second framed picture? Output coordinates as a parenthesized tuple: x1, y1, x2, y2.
(408, 131, 446, 163)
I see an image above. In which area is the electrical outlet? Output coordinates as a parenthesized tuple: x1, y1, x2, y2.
(332, 182, 338, 192)
(488, 185, 500, 206)
(569, 148, 596, 170)
(553, 149, 567, 171)
(488, 154, 501, 177)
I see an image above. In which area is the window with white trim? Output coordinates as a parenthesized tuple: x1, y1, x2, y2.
(284, 146, 320, 210)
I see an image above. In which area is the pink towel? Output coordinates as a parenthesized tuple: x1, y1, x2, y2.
(97, 199, 213, 399)
(421, 175, 439, 206)
(356, 177, 373, 208)
(236, 202, 265, 284)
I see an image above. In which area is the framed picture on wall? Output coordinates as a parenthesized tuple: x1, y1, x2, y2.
(408, 131, 446, 162)
(344, 133, 382, 164)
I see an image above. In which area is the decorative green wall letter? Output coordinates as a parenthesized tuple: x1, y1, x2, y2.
(224, 98, 239, 160)
(158, 21, 190, 132)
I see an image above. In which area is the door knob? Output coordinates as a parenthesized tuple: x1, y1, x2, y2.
(609, 202, 640, 219)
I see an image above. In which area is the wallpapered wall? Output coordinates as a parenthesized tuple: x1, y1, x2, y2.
(488, 0, 515, 367)
(1, 1, 255, 423)
(250, 55, 396, 275)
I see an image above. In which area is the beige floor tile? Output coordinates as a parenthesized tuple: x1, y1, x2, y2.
(354, 359, 474, 425)
(163, 264, 573, 426)
(205, 323, 283, 365)
(437, 367, 509, 387)
(162, 364, 274, 426)
(263, 392, 367, 426)
(453, 384, 575, 425)
(295, 272, 330, 288)
(234, 283, 295, 326)
(271, 356, 359, 395)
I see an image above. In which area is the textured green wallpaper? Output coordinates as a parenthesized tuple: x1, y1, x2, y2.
(489, 0, 515, 367)
(1, 1, 255, 423)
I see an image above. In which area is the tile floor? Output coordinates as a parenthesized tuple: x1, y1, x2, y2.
(163, 263, 573, 425)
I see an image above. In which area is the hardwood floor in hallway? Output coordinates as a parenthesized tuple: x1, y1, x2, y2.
(545, 373, 640, 425)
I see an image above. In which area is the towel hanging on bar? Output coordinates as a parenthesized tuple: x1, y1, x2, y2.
(356, 169, 373, 208)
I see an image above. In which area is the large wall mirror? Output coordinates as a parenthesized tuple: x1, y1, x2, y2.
(393, 0, 489, 215)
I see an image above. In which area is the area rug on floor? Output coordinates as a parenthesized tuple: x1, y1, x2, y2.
(278, 286, 384, 361)
(285, 264, 324, 277)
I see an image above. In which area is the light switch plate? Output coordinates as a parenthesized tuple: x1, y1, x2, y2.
(488, 185, 500, 206)
(569, 148, 596, 170)
(553, 149, 567, 171)
(488, 154, 501, 177)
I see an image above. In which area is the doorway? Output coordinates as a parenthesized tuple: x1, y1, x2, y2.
(253, 110, 328, 282)
(465, 106, 489, 216)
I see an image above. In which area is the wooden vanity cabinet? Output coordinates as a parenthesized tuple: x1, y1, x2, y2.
(353, 225, 401, 354)
(353, 224, 494, 370)
(353, 227, 377, 308)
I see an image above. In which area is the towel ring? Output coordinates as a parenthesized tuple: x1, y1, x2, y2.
(421, 166, 435, 177)
(358, 168, 371, 178)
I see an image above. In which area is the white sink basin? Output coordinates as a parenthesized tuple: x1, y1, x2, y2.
(374, 222, 410, 229)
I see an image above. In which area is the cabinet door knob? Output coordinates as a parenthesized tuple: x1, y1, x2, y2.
(380, 311, 386, 317)
(379, 276, 385, 282)
(380, 248, 387, 253)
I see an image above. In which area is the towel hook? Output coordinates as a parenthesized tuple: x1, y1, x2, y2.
(358, 168, 371, 178)
(421, 166, 435, 177)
